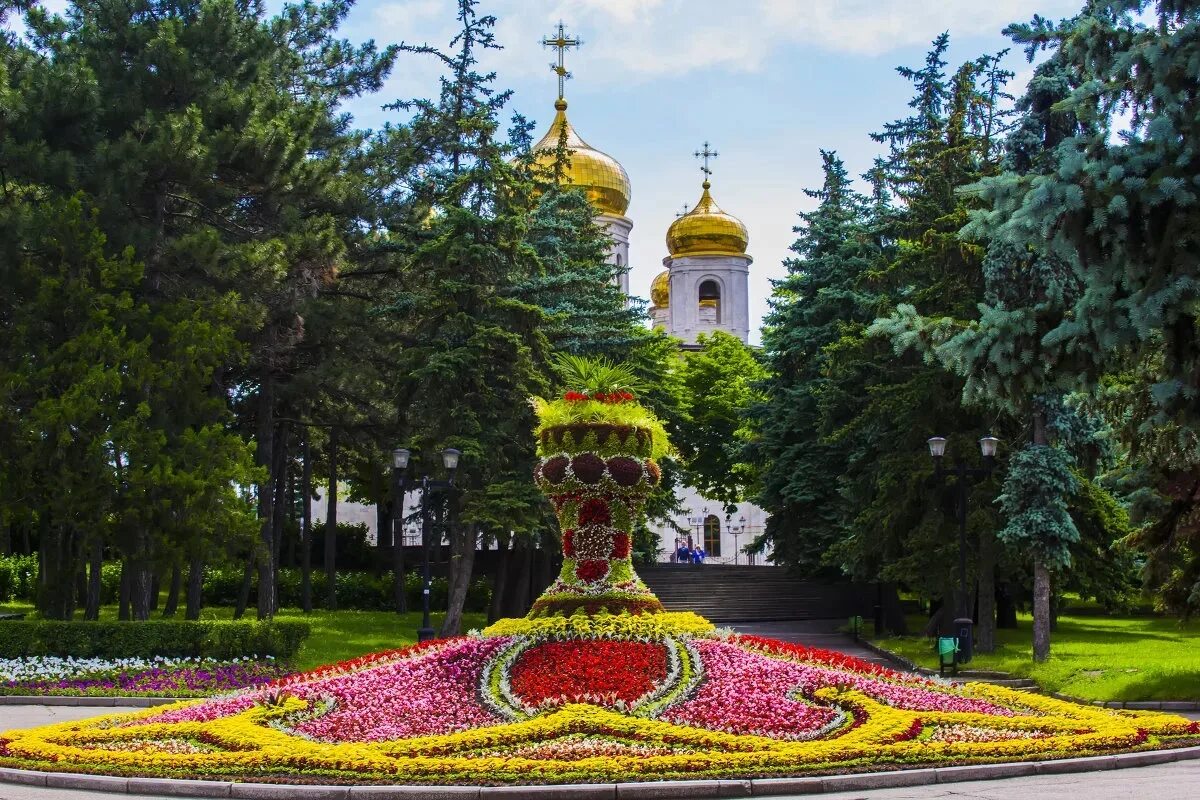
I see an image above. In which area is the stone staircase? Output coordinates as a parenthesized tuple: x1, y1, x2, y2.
(638, 564, 867, 622)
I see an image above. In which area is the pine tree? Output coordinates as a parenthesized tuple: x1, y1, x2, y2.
(811, 38, 1004, 635)
(752, 151, 880, 574)
(375, 0, 550, 634)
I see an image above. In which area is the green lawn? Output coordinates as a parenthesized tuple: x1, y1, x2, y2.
(0, 603, 488, 672)
(275, 609, 488, 671)
(871, 610, 1200, 702)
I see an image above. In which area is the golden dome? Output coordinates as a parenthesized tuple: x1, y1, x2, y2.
(650, 270, 670, 308)
(666, 181, 748, 257)
(532, 99, 631, 217)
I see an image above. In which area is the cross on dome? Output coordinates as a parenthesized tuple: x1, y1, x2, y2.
(694, 141, 719, 184)
(541, 21, 582, 101)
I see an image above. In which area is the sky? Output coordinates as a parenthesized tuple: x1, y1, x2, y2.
(340, 0, 1087, 343)
(26, 0, 1085, 342)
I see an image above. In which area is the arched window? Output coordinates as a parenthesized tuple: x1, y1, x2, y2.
(698, 279, 721, 323)
(703, 514, 722, 557)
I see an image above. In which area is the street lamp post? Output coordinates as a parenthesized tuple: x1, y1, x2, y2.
(730, 515, 746, 565)
(926, 435, 999, 665)
(391, 447, 461, 642)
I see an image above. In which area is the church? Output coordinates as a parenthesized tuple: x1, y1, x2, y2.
(529, 25, 768, 564)
(316, 25, 771, 566)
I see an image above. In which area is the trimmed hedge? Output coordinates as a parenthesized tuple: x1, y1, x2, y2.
(0, 556, 493, 613)
(0, 620, 310, 660)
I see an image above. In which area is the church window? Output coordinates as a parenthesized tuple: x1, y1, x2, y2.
(703, 514, 722, 557)
(698, 280, 721, 323)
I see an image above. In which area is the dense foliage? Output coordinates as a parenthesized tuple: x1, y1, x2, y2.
(752, 1, 1200, 663)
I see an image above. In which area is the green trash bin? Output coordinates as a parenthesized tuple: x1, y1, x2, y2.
(937, 636, 959, 676)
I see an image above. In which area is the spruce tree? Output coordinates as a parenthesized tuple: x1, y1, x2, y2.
(753, 151, 881, 575)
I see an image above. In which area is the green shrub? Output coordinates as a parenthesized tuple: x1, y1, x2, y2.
(0, 555, 38, 602)
(0, 620, 310, 660)
(202, 566, 491, 612)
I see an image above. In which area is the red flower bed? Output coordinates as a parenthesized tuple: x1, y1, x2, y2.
(510, 640, 668, 707)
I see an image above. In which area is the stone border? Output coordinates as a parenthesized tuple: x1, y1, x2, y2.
(0, 696, 183, 707)
(1047, 693, 1200, 712)
(0, 747, 1197, 799)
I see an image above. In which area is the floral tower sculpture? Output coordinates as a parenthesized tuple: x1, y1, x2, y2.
(530, 355, 668, 617)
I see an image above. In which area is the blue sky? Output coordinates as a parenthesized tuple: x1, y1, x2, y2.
(29, 0, 1084, 341)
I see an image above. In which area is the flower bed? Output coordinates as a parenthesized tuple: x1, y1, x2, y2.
(0, 616, 1195, 785)
(0, 368, 1195, 785)
(0, 656, 288, 697)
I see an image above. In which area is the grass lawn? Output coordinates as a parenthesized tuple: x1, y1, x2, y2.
(0, 603, 488, 672)
(871, 609, 1200, 702)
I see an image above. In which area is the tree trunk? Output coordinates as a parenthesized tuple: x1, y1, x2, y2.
(36, 520, 77, 620)
(118, 559, 131, 621)
(488, 531, 511, 624)
(149, 572, 160, 611)
(185, 555, 205, 620)
(996, 582, 1019, 628)
(1031, 409, 1052, 662)
(162, 563, 182, 618)
(301, 432, 313, 613)
(507, 537, 534, 617)
(324, 427, 339, 611)
(75, 561, 87, 610)
(267, 424, 290, 615)
(1032, 558, 1051, 662)
(233, 551, 255, 620)
(85, 539, 102, 621)
(976, 526, 997, 653)
(439, 520, 477, 637)
(285, 476, 297, 569)
(879, 582, 908, 635)
(255, 384, 278, 621)
(129, 556, 153, 621)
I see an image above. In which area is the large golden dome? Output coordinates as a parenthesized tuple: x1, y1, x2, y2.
(666, 181, 748, 257)
(650, 270, 670, 308)
(533, 99, 631, 217)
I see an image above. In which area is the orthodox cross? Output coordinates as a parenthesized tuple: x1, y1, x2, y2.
(675, 203, 691, 218)
(541, 22, 582, 100)
(694, 141, 719, 180)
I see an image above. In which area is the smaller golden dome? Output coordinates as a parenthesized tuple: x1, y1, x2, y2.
(532, 99, 631, 217)
(666, 181, 749, 257)
(650, 270, 670, 308)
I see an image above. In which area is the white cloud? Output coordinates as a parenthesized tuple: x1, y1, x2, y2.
(407, 0, 1085, 85)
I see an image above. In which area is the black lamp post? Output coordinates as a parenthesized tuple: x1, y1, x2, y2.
(392, 446, 461, 642)
(927, 434, 999, 665)
(730, 515, 746, 565)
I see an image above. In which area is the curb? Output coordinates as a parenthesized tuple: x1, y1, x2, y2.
(855, 638, 921, 673)
(1048, 693, 1200, 712)
(0, 746, 1197, 799)
(0, 696, 186, 707)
